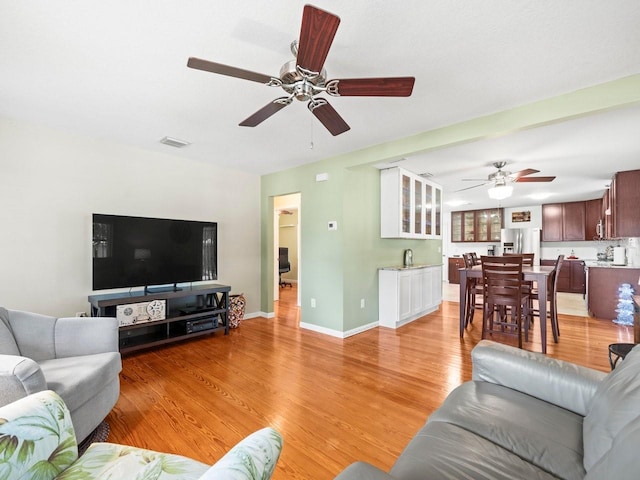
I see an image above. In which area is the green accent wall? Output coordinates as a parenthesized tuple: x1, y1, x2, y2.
(261, 74, 640, 334)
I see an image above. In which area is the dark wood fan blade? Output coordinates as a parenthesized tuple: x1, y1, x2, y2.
(187, 57, 273, 84)
(327, 77, 415, 97)
(511, 168, 540, 178)
(309, 99, 350, 136)
(296, 5, 340, 75)
(239, 98, 291, 127)
(514, 176, 556, 183)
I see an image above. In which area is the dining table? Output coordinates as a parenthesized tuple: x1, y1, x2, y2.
(459, 264, 555, 353)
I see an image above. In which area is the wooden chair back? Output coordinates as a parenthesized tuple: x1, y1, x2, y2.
(551, 254, 565, 296)
(480, 255, 529, 348)
(463, 253, 475, 269)
(504, 252, 535, 266)
(481, 255, 524, 308)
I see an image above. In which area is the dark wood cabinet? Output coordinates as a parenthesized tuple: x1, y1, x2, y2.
(448, 257, 465, 284)
(541, 259, 585, 294)
(569, 261, 586, 293)
(475, 209, 503, 242)
(451, 208, 503, 243)
(613, 169, 640, 238)
(542, 204, 563, 241)
(584, 198, 601, 240)
(562, 201, 586, 241)
(542, 201, 587, 241)
(541, 169, 639, 241)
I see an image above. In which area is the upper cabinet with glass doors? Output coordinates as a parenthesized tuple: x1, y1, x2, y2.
(381, 167, 443, 239)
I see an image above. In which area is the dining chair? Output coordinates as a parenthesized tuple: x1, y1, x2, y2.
(481, 255, 530, 349)
(505, 253, 536, 306)
(504, 252, 535, 266)
(462, 253, 483, 327)
(470, 252, 480, 265)
(530, 254, 564, 342)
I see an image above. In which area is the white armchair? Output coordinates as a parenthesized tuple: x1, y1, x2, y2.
(0, 307, 121, 442)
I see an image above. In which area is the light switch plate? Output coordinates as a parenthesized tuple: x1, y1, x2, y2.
(328, 221, 337, 231)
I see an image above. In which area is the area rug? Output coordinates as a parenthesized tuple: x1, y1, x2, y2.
(78, 421, 110, 455)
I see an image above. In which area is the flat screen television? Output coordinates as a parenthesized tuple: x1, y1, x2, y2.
(92, 214, 217, 291)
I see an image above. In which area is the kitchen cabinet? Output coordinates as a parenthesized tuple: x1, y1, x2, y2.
(542, 204, 563, 241)
(585, 198, 602, 240)
(448, 257, 465, 284)
(562, 201, 586, 241)
(569, 260, 586, 293)
(541, 259, 585, 294)
(542, 202, 586, 241)
(381, 167, 442, 239)
(379, 265, 442, 328)
(476, 209, 503, 242)
(602, 188, 614, 239)
(450, 208, 503, 243)
(612, 169, 640, 238)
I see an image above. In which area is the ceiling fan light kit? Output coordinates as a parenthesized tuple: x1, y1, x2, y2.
(488, 184, 514, 200)
(457, 161, 556, 200)
(187, 4, 415, 136)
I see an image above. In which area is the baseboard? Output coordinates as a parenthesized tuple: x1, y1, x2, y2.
(242, 311, 275, 320)
(300, 320, 379, 338)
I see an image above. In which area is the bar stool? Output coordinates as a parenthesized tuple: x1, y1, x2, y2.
(462, 253, 483, 327)
(481, 255, 530, 349)
(530, 254, 564, 342)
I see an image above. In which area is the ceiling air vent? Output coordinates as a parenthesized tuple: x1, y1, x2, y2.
(160, 136, 191, 148)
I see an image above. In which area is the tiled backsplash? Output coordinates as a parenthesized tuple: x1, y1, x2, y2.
(541, 237, 640, 266)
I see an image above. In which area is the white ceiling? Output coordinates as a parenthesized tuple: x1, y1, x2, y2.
(2, 1, 639, 208)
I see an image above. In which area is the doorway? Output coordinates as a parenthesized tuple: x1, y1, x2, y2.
(274, 193, 301, 307)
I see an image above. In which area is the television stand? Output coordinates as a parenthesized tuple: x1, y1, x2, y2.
(88, 284, 231, 355)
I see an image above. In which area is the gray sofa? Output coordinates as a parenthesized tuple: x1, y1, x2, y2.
(336, 340, 640, 480)
(0, 307, 121, 442)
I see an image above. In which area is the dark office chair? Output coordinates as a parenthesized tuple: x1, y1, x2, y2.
(279, 247, 292, 288)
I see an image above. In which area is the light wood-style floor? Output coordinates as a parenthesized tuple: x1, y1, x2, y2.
(107, 285, 631, 479)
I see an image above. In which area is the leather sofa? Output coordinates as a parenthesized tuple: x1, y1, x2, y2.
(336, 340, 640, 480)
(0, 307, 121, 442)
(0, 390, 282, 480)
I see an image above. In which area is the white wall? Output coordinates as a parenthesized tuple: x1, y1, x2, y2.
(0, 117, 261, 317)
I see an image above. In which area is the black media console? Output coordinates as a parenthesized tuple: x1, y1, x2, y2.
(88, 284, 231, 355)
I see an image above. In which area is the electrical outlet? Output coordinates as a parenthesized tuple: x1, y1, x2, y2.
(360, 298, 365, 309)
(311, 298, 316, 308)
(328, 221, 337, 231)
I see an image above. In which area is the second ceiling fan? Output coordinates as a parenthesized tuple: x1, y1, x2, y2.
(187, 4, 415, 136)
(456, 161, 556, 193)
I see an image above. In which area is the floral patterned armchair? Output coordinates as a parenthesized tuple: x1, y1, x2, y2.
(0, 390, 283, 480)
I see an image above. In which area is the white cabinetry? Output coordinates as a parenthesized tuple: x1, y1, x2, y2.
(381, 167, 442, 239)
(379, 265, 443, 329)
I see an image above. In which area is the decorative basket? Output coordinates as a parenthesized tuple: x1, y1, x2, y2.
(228, 294, 246, 328)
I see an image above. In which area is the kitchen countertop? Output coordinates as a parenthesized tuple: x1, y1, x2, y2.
(379, 264, 443, 271)
(584, 260, 639, 269)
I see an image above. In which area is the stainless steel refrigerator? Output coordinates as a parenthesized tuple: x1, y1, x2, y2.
(500, 228, 541, 265)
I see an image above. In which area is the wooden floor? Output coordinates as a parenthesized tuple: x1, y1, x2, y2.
(107, 285, 631, 479)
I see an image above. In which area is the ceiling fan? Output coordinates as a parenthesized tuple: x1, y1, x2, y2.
(187, 4, 415, 136)
(455, 161, 556, 193)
